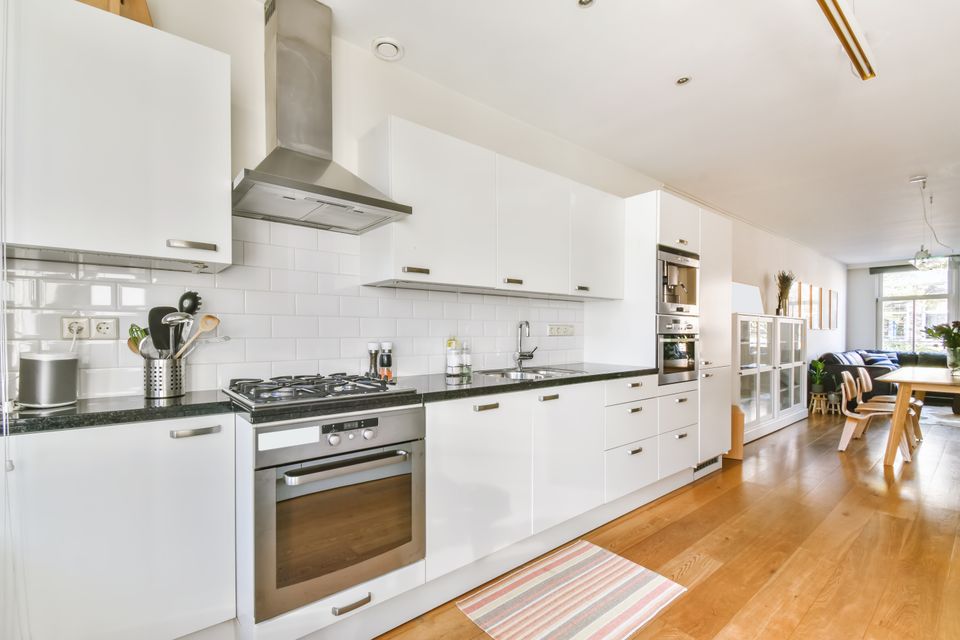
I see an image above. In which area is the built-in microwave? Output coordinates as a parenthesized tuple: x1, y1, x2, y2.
(657, 246, 699, 316)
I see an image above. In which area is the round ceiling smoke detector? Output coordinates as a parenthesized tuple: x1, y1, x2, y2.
(372, 37, 404, 62)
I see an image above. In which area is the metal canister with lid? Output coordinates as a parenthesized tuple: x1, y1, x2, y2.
(18, 352, 79, 408)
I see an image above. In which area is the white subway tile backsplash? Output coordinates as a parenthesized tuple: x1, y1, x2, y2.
(270, 222, 318, 249)
(413, 301, 443, 318)
(246, 291, 296, 316)
(43, 281, 115, 309)
(216, 314, 271, 338)
(243, 242, 295, 269)
(80, 368, 141, 397)
(150, 270, 216, 288)
(318, 316, 360, 337)
(428, 290, 458, 302)
(118, 283, 184, 310)
(188, 338, 246, 365)
(270, 269, 318, 294)
(429, 319, 459, 338)
(397, 319, 429, 337)
(339, 254, 363, 275)
(296, 294, 339, 317)
(232, 217, 270, 243)
(217, 362, 272, 389)
(470, 304, 497, 321)
(294, 249, 339, 274)
(359, 317, 397, 338)
(296, 338, 340, 360)
(185, 364, 218, 392)
(6, 259, 78, 279)
(340, 296, 379, 318)
(273, 316, 320, 338)
(215, 265, 270, 290)
(39, 340, 118, 369)
(271, 360, 320, 377)
(246, 338, 296, 362)
(379, 298, 413, 318)
(198, 288, 246, 315)
(443, 302, 471, 320)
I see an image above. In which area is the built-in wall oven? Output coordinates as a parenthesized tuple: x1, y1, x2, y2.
(658, 315, 700, 385)
(252, 404, 425, 622)
(657, 246, 700, 316)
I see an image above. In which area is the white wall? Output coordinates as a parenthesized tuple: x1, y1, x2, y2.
(730, 219, 847, 358)
(846, 267, 877, 349)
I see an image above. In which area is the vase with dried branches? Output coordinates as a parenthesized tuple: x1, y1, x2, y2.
(775, 270, 795, 316)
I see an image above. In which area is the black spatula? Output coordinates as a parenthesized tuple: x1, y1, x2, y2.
(148, 306, 178, 355)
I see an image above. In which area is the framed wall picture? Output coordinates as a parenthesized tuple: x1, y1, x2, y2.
(788, 280, 802, 318)
(809, 284, 822, 330)
(830, 290, 839, 329)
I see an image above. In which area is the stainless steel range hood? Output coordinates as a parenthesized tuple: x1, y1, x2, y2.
(232, 0, 411, 234)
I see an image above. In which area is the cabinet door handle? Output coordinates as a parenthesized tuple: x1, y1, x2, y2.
(331, 592, 372, 616)
(503, 277, 524, 285)
(702, 373, 713, 379)
(628, 382, 642, 388)
(576, 285, 590, 292)
(702, 360, 713, 366)
(538, 394, 559, 402)
(402, 266, 430, 275)
(474, 402, 500, 412)
(166, 239, 218, 252)
(628, 446, 644, 455)
(677, 238, 689, 246)
(169, 425, 221, 439)
(629, 407, 643, 414)
(675, 397, 689, 403)
(675, 432, 689, 439)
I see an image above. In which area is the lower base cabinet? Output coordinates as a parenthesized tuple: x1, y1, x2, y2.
(604, 436, 659, 502)
(7, 415, 236, 640)
(659, 424, 700, 478)
(699, 366, 732, 460)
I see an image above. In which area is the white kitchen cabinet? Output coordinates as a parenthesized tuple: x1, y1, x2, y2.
(604, 398, 658, 450)
(531, 383, 604, 533)
(7, 415, 236, 640)
(659, 424, 700, 478)
(699, 366, 732, 460)
(570, 183, 625, 299)
(496, 156, 571, 295)
(604, 436, 659, 503)
(425, 392, 533, 581)
(658, 389, 699, 433)
(699, 208, 733, 369)
(657, 191, 701, 254)
(358, 117, 497, 289)
(4, 0, 232, 269)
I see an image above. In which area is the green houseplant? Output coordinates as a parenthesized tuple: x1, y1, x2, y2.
(809, 359, 829, 393)
(924, 321, 960, 376)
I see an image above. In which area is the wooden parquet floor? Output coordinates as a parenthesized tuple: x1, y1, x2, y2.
(378, 407, 960, 639)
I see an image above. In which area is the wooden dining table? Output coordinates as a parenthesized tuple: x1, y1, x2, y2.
(875, 366, 960, 466)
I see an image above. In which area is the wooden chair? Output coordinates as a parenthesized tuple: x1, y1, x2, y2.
(854, 367, 922, 446)
(837, 371, 913, 456)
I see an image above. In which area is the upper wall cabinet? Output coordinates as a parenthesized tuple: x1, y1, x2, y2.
(570, 183, 625, 299)
(496, 156, 571, 296)
(4, 0, 232, 270)
(657, 191, 701, 254)
(358, 117, 498, 289)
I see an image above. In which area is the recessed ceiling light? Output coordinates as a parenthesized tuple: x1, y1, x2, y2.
(675, 76, 691, 86)
(577, 0, 596, 8)
(372, 37, 404, 62)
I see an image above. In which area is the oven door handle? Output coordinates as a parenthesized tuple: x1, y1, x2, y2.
(659, 337, 700, 343)
(283, 449, 410, 486)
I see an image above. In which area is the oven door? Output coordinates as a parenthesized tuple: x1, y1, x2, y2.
(254, 439, 425, 621)
(658, 335, 700, 384)
(657, 252, 699, 315)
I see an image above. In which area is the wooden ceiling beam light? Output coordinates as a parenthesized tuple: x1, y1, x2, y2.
(816, 0, 876, 80)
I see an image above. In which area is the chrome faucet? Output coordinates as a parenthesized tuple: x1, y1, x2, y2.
(514, 320, 537, 369)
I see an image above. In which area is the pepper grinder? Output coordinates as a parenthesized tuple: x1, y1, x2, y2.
(367, 342, 380, 378)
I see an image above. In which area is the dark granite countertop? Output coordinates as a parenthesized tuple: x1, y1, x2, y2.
(5, 363, 656, 434)
(401, 362, 658, 403)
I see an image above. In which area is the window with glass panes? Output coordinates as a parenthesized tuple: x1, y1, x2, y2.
(878, 258, 949, 352)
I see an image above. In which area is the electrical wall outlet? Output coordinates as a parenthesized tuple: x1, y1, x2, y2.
(548, 324, 575, 337)
(61, 317, 90, 340)
(91, 317, 119, 340)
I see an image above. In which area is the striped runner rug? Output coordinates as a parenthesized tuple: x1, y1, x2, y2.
(456, 540, 686, 640)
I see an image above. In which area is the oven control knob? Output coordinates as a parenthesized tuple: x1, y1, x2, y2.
(362, 429, 376, 440)
(327, 434, 341, 446)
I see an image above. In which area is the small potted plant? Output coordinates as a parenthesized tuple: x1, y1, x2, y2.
(775, 270, 795, 316)
(924, 321, 960, 376)
(809, 359, 828, 393)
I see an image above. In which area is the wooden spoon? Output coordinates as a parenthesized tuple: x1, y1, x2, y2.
(174, 314, 220, 359)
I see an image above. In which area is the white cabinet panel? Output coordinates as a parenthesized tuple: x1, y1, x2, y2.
(8, 415, 235, 640)
(5, 0, 232, 268)
(699, 208, 732, 369)
(604, 436, 659, 502)
(531, 383, 604, 533)
(603, 375, 658, 406)
(570, 183, 625, 299)
(699, 366, 732, 460)
(659, 424, 699, 478)
(360, 117, 497, 288)
(657, 192, 700, 254)
(425, 392, 533, 580)
(496, 156, 571, 295)
(604, 398, 658, 450)
(658, 389, 699, 432)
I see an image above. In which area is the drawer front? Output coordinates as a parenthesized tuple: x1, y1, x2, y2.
(604, 398, 657, 450)
(604, 375, 658, 406)
(604, 436, 659, 503)
(658, 390, 699, 433)
(659, 425, 699, 478)
(308, 560, 425, 631)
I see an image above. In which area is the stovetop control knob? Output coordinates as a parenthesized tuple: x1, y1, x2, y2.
(362, 429, 376, 441)
(327, 434, 341, 446)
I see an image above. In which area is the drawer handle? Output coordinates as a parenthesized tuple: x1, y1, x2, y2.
(628, 446, 644, 455)
(675, 397, 689, 403)
(474, 402, 500, 412)
(169, 425, 221, 439)
(629, 407, 643, 414)
(576, 285, 590, 292)
(702, 360, 713, 366)
(628, 382, 642, 388)
(331, 592, 371, 616)
(702, 373, 713, 379)
(402, 266, 430, 275)
(503, 277, 524, 285)
(675, 433, 689, 439)
(677, 238, 689, 246)
(539, 394, 559, 402)
(166, 239, 218, 252)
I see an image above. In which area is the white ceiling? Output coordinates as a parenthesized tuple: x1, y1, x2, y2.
(323, 0, 960, 265)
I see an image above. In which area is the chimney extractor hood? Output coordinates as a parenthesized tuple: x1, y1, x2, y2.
(232, 0, 411, 234)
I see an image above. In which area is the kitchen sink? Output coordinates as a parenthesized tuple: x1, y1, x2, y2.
(477, 367, 587, 381)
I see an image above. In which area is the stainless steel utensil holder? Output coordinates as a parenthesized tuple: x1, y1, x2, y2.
(144, 359, 185, 399)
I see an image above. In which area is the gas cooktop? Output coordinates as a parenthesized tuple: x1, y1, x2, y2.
(223, 374, 417, 411)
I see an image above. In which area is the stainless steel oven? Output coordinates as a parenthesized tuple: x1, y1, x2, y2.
(657, 246, 699, 316)
(252, 405, 425, 622)
(658, 315, 700, 385)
